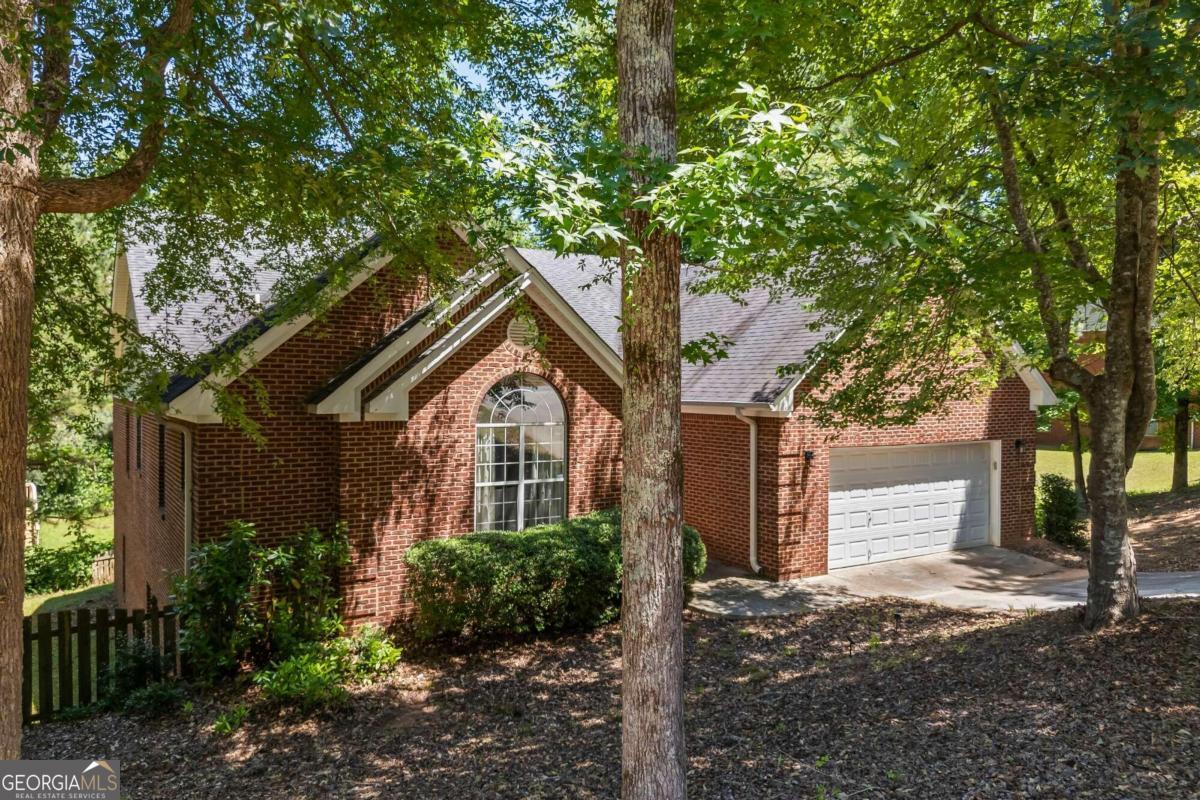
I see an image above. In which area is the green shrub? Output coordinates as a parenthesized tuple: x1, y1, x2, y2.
(120, 682, 185, 717)
(404, 508, 707, 640)
(24, 527, 111, 594)
(212, 704, 249, 736)
(252, 626, 402, 711)
(262, 525, 350, 659)
(253, 647, 350, 710)
(1036, 473, 1088, 550)
(99, 638, 182, 716)
(100, 637, 171, 701)
(173, 522, 350, 682)
(172, 522, 268, 681)
(344, 625, 403, 681)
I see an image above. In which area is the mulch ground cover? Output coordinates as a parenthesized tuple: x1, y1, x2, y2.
(1130, 488, 1200, 572)
(24, 598, 1200, 799)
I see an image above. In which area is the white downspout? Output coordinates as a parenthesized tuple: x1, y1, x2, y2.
(734, 409, 761, 574)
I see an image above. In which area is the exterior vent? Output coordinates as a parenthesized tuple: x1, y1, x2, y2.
(507, 316, 539, 349)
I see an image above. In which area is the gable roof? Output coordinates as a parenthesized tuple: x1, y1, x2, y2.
(361, 262, 626, 421)
(116, 235, 386, 406)
(114, 235, 389, 417)
(117, 233, 1055, 422)
(515, 248, 835, 407)
(122, 240, 286, 359)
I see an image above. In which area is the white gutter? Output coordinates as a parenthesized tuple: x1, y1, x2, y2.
(733, 409, 761, 574)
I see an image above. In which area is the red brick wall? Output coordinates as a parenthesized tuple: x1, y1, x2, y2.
(337, 303, 623, 623)
(117, 242, 621, 627)
(680, 376, 1036, 580)
(115, 239, 1041, 622)
(766, 375, 1036, 580)
(191, 262, 439, 548)
(682, 414, 751, 569)
(112, 401, 190, 607)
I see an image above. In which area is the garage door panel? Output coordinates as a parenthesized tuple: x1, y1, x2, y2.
(828, 443, 991, 569)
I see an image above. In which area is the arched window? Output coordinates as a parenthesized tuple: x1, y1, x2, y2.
(475, 375, 566, 531)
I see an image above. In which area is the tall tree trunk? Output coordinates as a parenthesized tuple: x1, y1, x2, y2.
(615, 1, 686, 798)
(1172, 394, 1190, 492)
(0, 1, 37, 759)
(1084, 396, 1141, 628)
(1070, 402, 1088, 512)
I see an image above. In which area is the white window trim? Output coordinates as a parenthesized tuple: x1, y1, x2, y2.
(473, 384, 567, 532)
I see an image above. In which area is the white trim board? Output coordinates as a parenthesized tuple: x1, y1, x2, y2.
(165, 249, 392, 422)
(307, 270, 502, 422)
(365, 256, 625, 422)
(1007, 342, 1058, 410)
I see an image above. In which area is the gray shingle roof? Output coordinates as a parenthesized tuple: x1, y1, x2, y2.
(125, 236, 383, 401)
(127, 238, 836, 408)
(516, 248, 836, 406)
(124, 240, 285, 358)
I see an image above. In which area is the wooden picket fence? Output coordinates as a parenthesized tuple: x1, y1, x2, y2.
(91, 553, 115, 585)
(21, 598, 180, 724)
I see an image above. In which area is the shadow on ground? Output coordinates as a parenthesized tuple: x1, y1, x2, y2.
(23, 599, 1200, 799)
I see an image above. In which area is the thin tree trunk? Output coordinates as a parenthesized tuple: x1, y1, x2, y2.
(0, 1, 37, 759)
(1070, 403, 1088, 512)
(1084, 394, 1140, 628)
(1172, 394, 1189, 492)
(615, 1, 686, 798)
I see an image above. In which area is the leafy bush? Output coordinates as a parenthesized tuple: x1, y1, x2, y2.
(262, 525, 350, 659)
(212, 704, 249, 736)
(173, 522, 351, 683)
(102, 637, 173, 699)
(98, 638, 182, 716)
(343, 625, 403, 680)
(253, 647, 350, 710)
(1036, 473, 1088, 550)
(252, 626, 402, 711)
(24, 526, 111, 594)
(404, 508, 707, 640)
(120, 682, 185, 717)
(172, 522, 268, 680)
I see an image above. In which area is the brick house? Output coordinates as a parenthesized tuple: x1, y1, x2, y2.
(1034, 328, 1200, 451)
(111, 232, 1055, 624)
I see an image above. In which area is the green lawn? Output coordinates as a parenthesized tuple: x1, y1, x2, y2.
(1035, 446, 1200, 495)
(34, 514, 114, 550)
(24, 514, 115, 617)
(23, 582, 114, 617)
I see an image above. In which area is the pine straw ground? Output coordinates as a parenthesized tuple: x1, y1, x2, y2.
(24, 599, 1200, 800)
(1129, 488, 1200, 572)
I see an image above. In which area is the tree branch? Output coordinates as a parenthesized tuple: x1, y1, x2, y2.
(33, 0, 75, 142)
(799, 17, 971, 92)
(988, 96, 1095, 392)
(37, 0, 194, 214)
(1016, 138, 1106, 287)
(970, 12, 1034, 49)
(294, 44, 355, 145)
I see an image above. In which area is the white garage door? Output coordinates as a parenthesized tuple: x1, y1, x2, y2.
(828, 443, 992, 569)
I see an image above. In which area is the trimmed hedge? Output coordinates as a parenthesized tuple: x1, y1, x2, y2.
(404, 508, 707, 639)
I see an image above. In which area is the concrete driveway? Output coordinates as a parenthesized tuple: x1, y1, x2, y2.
(688, 547, 1200, 617)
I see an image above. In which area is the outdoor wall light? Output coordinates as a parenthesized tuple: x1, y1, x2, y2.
(803, 450, 816, 462)
(1014, 438, 1025, 453)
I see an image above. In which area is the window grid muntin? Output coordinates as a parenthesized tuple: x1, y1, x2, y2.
(474, 377, 566, 531)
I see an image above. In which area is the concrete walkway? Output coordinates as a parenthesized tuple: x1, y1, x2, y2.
(688, 547, 1200, 617)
